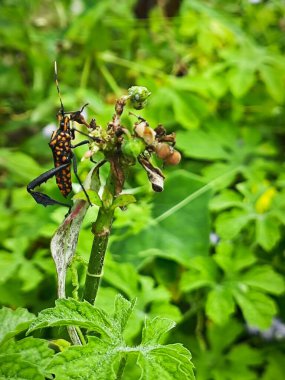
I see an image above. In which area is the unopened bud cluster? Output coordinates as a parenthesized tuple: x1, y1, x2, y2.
(133, 119, 181, 166)
(78, 86, 181, 193)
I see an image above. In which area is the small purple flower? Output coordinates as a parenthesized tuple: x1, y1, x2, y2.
(210, 232, 219, 245)
(247, 318, 285, 340)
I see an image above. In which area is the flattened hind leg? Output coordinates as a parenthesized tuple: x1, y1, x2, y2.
(27, 163, 71, 208)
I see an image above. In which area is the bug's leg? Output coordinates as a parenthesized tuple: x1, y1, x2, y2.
(71, 140, 90, 149)
(91, 159, 107, 169)
(72, 128, 102, 143)
(27, 164, 71, 208)
(72, 154, 92, 207)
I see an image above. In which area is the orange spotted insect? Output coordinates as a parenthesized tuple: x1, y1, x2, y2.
(27, 62, 92, 209)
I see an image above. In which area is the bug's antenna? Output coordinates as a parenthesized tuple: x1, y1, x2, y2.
(54, 61, 64, 115)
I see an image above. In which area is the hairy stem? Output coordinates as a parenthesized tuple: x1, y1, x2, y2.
(83, 205, 114, 304)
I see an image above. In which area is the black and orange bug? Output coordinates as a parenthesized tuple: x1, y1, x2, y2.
(27, 62, 92, 208)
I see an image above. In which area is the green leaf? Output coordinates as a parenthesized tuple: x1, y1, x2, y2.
(228, 64, 256, 98)
(47, 337, 121, 380)
(240, 265, 285, 295)
(0, 307, 35, 345)
(259, 63, 284, 103)
(210, 189, 243, 211)
(0, 149, 42, 182)
(207, 319, 243, 352)
(111, 194, 136, 210)
(234, 289, 277, 329)
(137, 343, 195, 380)
(206, 286, 235, 325)
(0, 337, 53, 376)
(28, 295, 136, 343)
(262, 352, 285, 380)
(113, 294, 136, 334)
(227, 343, 263, 366)
(104, 260, 139, 298)
(180, 257, 218, 292)
(255, 215, 281, 251)
(173, 97, 199, 129)
(177, 130, 229, 160)
(141, 317, 176, 345)
(27, 298, 116, 341)
(45, 308, 194, 380)
(0, 354, 45, 380)
(111, 170, 211, 267)
(215, 209, 253, 239)
(214, 242, 257, 273)
(0, 253, 20, 284)
(73, 189, 102, 206)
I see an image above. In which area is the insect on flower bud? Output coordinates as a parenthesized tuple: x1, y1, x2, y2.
(128, 86, 151, 110)
(164, 150, 181, 166)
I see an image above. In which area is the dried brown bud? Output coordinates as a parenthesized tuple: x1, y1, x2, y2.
(134, 121, 156, 145)
(155, 143, 172, 160)
(164, 150, 181, 166)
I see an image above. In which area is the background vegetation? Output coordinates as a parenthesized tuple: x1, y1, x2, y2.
(1, 0, 285, 378)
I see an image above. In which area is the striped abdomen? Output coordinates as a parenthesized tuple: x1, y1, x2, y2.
(49, 131, 73, 197)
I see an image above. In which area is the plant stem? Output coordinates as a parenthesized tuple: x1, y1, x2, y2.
(83, 205, 114, 304)
(116, 355, 127, 380)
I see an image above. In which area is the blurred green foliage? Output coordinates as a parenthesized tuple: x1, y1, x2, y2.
(1, 0, 285, 379)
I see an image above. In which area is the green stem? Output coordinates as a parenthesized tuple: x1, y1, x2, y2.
(83, 205, 114, 304)
(116, 355, 127, 380)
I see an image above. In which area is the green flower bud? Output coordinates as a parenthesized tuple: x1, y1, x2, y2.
(128, 86, 151, 110)
(121, 138, 145, 158)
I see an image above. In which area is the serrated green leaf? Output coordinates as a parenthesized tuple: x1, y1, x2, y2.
(234, 289, 277, 329)
(47, 337, 121, 380)
(141, 317, 176, 345)
(0, 354, 45, 380)
(206, 286, 235, 325)
(111, 194, 136, 210)
(27, 295, 136, 346)
(73, 189, 102, 206)
(0, 307, 35, 345)
(255, 215, 280, 251)
(113, 294, 136, 334)
(27, 298, 115, 341)
(240, 265, 285, 295)
(137, 343, 195, 380)
(0, 337, 53, 376)
(46, 314, 195, 380)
